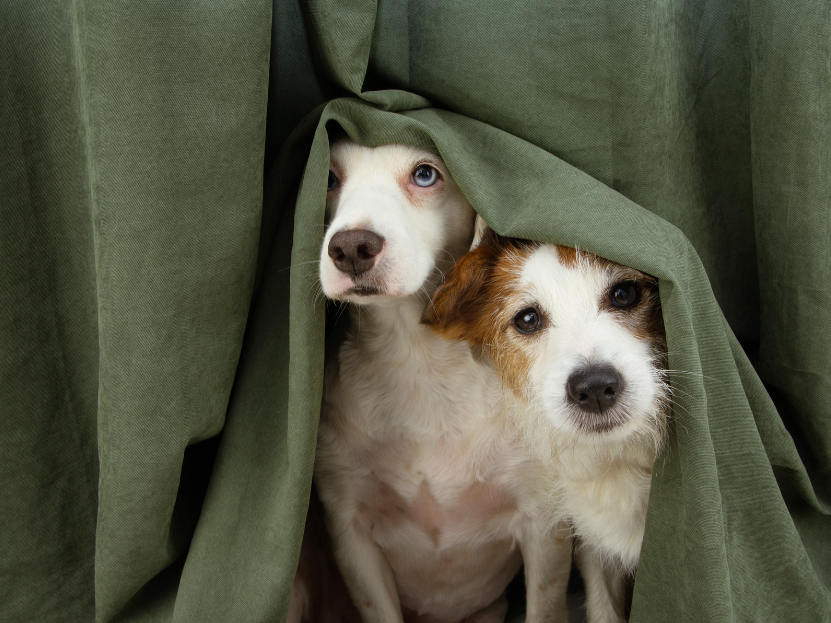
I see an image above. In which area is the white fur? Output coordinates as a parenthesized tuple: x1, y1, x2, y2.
(315, 142, 573, 623)
(320, 141, 471, 304)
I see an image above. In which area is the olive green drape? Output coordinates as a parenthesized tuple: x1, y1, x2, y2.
(1, 1, 829, 622)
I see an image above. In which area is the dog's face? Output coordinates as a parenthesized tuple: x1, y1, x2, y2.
(319, 139, 475, 305)
(424, 228, 668, 443)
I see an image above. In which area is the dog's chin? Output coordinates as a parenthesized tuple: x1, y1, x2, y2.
(559, 404, 661, 445)
(540, 402, 635, 439)
(320, 271, 387, 302)
(336, 285, 393, 305)
(323, 271, 432, 305)
(347, 285, 384, 297)
(567, 410, 629, 435)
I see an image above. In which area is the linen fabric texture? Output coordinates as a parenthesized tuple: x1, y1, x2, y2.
(1, 0, 829, 621)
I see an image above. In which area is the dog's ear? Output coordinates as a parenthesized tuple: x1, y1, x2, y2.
(422, 243, 498, 345)
(469, 214, 493, 250)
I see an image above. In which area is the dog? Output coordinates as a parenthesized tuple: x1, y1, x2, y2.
(313, 140, 574, 623)
(423, 218, 670, 623)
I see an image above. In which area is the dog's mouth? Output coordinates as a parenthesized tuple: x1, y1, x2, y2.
(347, 285, 384, 297)
(568, 409, 629, 434)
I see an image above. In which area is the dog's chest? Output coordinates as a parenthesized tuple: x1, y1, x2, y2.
(315, 316, 538, 618)
(319, 325, 529, 549)
(354, 437, 521, 549)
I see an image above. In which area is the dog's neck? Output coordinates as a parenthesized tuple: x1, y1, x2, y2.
(346, 292, 434, 348)
(339, 290, 503, 438)
(521, 411, 658, 482)
(560, 435, 656, 480)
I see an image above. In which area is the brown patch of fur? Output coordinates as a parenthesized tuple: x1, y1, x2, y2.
(485, 258, 544, 397)
(423, 232, 542, 397)
(556, 245, 578, 268)
(421, 240, 502, 343)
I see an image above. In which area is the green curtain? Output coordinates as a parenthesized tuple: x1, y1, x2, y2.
(2, 1, 829, 621)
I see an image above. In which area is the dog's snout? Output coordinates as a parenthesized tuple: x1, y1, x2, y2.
(328, 229, 384, 276)
(566, 364, 622, 414)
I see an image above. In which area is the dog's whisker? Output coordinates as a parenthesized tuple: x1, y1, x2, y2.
(307, 279, 325, 304)
(664, 369, 726, 383)
(664, 398, 693, 417)
(333, 302, 349, 326)
(437, 248, 457, 263)
(420, 285, 441, 320)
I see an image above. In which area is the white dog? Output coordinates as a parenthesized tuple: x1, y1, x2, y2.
(424, 219, 669, 623)
(314, 140, 573, 623)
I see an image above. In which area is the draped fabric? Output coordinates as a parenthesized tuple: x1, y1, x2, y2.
(2, 1, 829, 621)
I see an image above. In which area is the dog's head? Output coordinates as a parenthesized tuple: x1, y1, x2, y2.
(319, 139, 475, 305)
(424, 220, 668, 444)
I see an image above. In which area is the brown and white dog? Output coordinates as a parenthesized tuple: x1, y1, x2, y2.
(312, 141, 573, 623)
(423, 218, 670, 623)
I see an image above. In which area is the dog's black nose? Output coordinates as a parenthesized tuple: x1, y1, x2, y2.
(328, 229, 385, 276)
(566, 364, 623, 413)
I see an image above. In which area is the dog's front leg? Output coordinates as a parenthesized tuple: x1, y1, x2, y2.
(575, 546, 626, 623)
(328, 513, 404, 623)
(520, 521, 573, 622)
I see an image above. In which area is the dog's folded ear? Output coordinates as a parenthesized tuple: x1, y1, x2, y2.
(422, 243, 497, 343)
(470, 214, 492, 250)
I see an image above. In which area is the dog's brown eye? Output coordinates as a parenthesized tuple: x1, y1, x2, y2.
(327, 171, 339, 191)
(610, 281, 639, 308)
(412, 165, 438, 187)
(513, 307, 542, 333)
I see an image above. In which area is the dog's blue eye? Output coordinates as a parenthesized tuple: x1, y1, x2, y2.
(610, 281, 639, 308)
(327, 171, 339, 191)
(412, 165, 438, 187)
